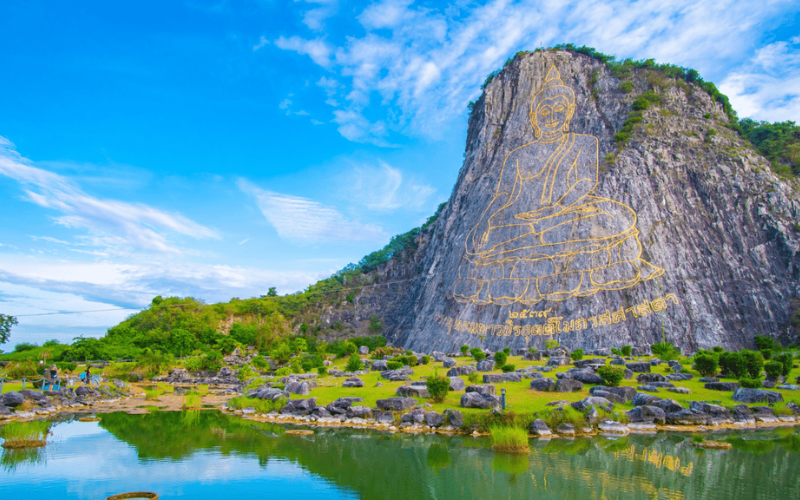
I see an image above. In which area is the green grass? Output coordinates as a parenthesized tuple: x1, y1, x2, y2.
(183, 393, 202, 409)
(0, 421, 51, 448)
(227, 396, 286, 414)
(143, 388, 165, 400)
(489, 425, 530, 453)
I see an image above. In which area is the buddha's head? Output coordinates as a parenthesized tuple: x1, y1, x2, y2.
(530, 66, 575, 140)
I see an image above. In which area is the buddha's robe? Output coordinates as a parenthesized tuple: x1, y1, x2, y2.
(454, 133, 662, 305)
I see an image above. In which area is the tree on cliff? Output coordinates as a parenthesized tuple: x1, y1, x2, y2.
(0, 314, 19, 344)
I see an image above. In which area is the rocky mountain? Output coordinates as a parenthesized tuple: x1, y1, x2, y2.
(331, 48, 800, 354)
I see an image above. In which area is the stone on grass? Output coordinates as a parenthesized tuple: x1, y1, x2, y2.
(592, 390, 624, 404)
(732, 388, 784, 404)
(465, 384, 496, 395)
(705, 382, 740, 391)
(626, 363, 651, 373)
(589, 386, 636, 402)
(376, 397, 417, 411)
(530, 378, 556, 392)
(531, 418, 551, 436)
(476, 360, 496, 372)
(668, 387, 691, 394)
(0, 392, 25, 408)
(460, 392, 500, 409)
(396, 385, 430, 398)
(637, 373, 666, 383)
(425, 411, 444, 427)
(548, 357, 570, 367)
(342, 377, 364, 388)
(690, 402, 733, 423)
(556, 379, 583, 392)
(447, 366, 475, 377)
(371, 360, 388, 371)
(286, 381, 311, 396)
(598, 422, 629, 434)
(443, 409, 464, 428)
(632, 393, 661, 407)
(358, 346, 369, 355)
(0, 403, 11, 416)
(346, 406, 372, 419)
(483, 373, 522, 383)
(627, 405, 666, 425)
(571, 396, 613, 412)
(650, 399, 685, 414)
(556, 423, 575, 435)
(449, 377, 466, 391)
(443, 358, 456, 368)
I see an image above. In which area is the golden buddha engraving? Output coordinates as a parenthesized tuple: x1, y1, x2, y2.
(454, 66, 663, 306)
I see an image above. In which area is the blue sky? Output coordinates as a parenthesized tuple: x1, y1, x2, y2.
(1, 0, 799, 348)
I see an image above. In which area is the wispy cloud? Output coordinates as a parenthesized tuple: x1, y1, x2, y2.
(297, 0, 339, 31)
(30, 235, 71, 245)
(238, 179, 388, 243)
(253, 35, 269, 51)
(0, 136, 219, 254)
(342, 161, 435, 211)
(276, 0, 798, 144)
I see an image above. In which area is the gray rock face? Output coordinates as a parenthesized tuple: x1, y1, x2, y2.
(548, 357, 570, 367)
(446, 366, 475, 377)
(651, 399, 685, 414)
(476, 360, 496, 372)
(374, 410, 394, 424)
(556, 379, 583, 392)
(0, 403, 10, 416)
(689, 402, 733, 423)
(592, 390, 624, 404)
(732, 388, 784, 404)
(460, 392, 500, 409)
(666, 409, 708, 425)
(465, 384, 496, 396)
(286, 381, 311, 396)
(483, 373, 522, 383)
(556, 423, 575, 435)
(396, 385, 430, 398)
(376, 397, 417, 411)
(449, 377, 466, 391)
(425, 411, 444, 427)
(530, 378, 556, 392)
(637, 373, 666, 383)
(346, 405, 372, 419)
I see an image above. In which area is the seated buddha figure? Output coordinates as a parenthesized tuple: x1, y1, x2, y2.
(454, 66, 663, 305)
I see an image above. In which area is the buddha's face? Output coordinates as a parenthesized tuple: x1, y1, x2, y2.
(531, 96, 574, 135)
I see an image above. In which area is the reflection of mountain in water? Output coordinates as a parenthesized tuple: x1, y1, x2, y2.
(97, 411, 800, 500)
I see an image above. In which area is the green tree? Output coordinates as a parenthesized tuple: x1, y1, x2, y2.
(345, 353, 364, 372)
(693, 353, 719, 377)
(0, 314, 18, 344)
(426, 371, 451, 403)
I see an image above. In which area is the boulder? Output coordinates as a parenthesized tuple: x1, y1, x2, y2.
(449, 377, 466, 391)
(443, 409, 464, 428)
(637, 373, 666, 383)
(548, 357, 570, 367)
(376, 397, 417, 411)
(637, 385, 660, 393)
(534, 366, 553, 372)
(218, 367, 233, 377)
(592, 390, 624, 404)
(460, 392, 501, 409)
(483, 373, 522, 383)
(443, 358, 457, 368)
(705, 382, 740, 391)
(396, 385, 430, 398)
(627, 405, 666, 425)
(573, 359, 605, 369)
(623, 369, 634, 379)
(282, 398, 317, 415)
(530, 378, 556, 392)
(668, 387, 692, 394)
(0, 403, 10, 416)
(732, 388, 784, 404)
(525, 351, 543, 361)
(667, 373, 693, 381)
(531, 418, 551, 436)
(572, 396, 613, 412)
(698, 377, 719, 383)
(346, 405, 372, 419)
(526, 371, 544, 380)
(286, 381, 311, 396)
(649, 382, 675, 388)
(777, 384, 800, 391)
(598, 422, 630, 434)
(589, 386, 636, 402)
(250, 388, 290, 401)
(424, 411, 444, 427)
(626, 363, 651, 373)
(371, 360, 389, 371)
(632, 393, 661, 407)
(374, 410, 394, 424)
(556, 379, 583, 392)
(476, 360, 496, 372)
(447, 366, 475, 377)
(556, 372, 573, 380)
(750, 406, 779, 423)
(689, 402, 733, 423)
(650, 399, 685, 414)
(357, 345, 369, 355)
(611, 358, 627, 366)
(326, 397, 363, 413)
(18, 389, 44, 401)
(465, 384, 496, 395)
(786, 402, 800, 415)
(571, 370, 605, 385)
(666, 409, 708, 425)
(668, 363, 684, 373)
(342, 377, 365, 388)
(556, 423, 575, 435)
(432, 351, 446, 362)
(75, 386, 90, 397)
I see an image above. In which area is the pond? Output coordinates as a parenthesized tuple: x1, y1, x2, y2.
(1, 411, 799, 500)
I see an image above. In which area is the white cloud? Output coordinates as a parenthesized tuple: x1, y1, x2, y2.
(719, 36, 800, 122)
(343, 161, 435, 211)
(253, 35, 269, 51)
(30, 235, 71, 245)
(276, 0, 799, 143)
(0, 136, 219, 255)
(296, 0, 339, 30)
(238, 179, 388, 243)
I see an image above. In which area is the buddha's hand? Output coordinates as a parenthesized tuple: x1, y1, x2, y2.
(470, 222, 490, 252)
(516, 205, 563, 222)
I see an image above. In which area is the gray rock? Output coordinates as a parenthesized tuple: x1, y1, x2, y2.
(534, 366, 554, 373)
(548, 357, 570, 367)
(729, 405, 755, 423)
(0, 403, 11, 416)
(556, 423, 575, 435)
(637, 373, 666, 383)
(632, 393, 661, 407)
(626, 363, 651, 373)
(75, 386, 90, 397)
(358, 346, 369, 355)
(376, 397, 417, 411)
(218, 367, 233, 377)
(460, 392, 501, 409)
(690, 401, 733, 423)
(650, 399, 685, 414)
(668, 363, 684, 373)
(396, 385, 430, 398)
(556, 379, 584, 392)
(374, 410, 394, 424)
(573, 359, 605, 369)
(637, 385, 660, 392)
(785, 402, 800, 415)
(698, 377, 719, 383)
(627, 405, 666, 425)
(346, 405, 372, 419)
(611, 358, 627, 366)
(649, 382, 675, 388)
(425, 411, 444, 427)
(446, 366, 475, 377)
(531, 418, 551, 436)
(668, 387, 691, 394)
(732, 388, 784, 404)
(598, 422, 630, 434)
(555, 372, 573, 380)
(371, 360, 389, 371)
(667, 373, 693, 381)
(250, 388, 290, 401)
(776, 384, 800, 391)
(449, 377, 466, 391)
(705, 382, 740, 391)
(666, 409, 708, 425)
(571, 396, 613, 412)
(525, 351, 543, 361)
(592, 390, 624, 404)
(589, 385, 636, 402)
(465, 384, 496, 396)
(623, 369, 634, 380)
(570, 369, 605, 385)
(286, 381, 311, 396)
(483, 372, 522, 383)
(443, 358, 457, 368)
(750, 406, 778, 423)
(432, 351, 446, 362)
(476, 360, 496, 372)
(443, 409, 464, 428)
(342, 377, 364, 388)
(530, 378, 556, 392)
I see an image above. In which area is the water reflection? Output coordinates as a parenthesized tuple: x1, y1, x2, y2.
(0, 411, 798, 500)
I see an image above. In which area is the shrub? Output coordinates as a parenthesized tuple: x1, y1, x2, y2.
(494, 351, 508, 366)
(739, 377, 762, 389)
(570, 349, 584, 361)
(503, 347, 511, 355)
(741, 350, 765, 378)
(290, 357, 304, 374)
(611, 347, 621, 356)
(421, 355, 431, 365)
(237, 364, 256, 381)
(345, 354, 364, 372)
(0, 421, 51, 448)
(501, 364, 515, 373)
(651, 342, 679, 361)
(754, 335, 777, 351)
(693, 353, 719, 377)
(407, 355, 418, 366)
(597, 366, 624, 387)
(55, 362, 77, 372)
(183, 393, 202, 409)
(773, 402, 794, 416)
(621, 345, 632, 356)
(144, 387, 164, 400)
(426, 372, 451, 403)
(252, 356, 270, 369)
(386, 361, 403, 371)
(619, 81, 633, 93)
(467, 372, 479, 383)
(227, 396, 285, 414)
(489, 425, 529, 453)
(776, 352, 793, 376)
(713, 346, 724, 353)
(764, 361, 783, 381)
(460, 345, 469, 354)
(528, 348, 537, 353)
(719, 351, 747, 378)
(275, 367, 291, 376)
(317, 366, 327, 376)
(545, 339, 560, 350)
(692, 434, 705, 444)
(470, 348, 486, 361)
(3, 361, 38, 379)
(632, 97, 650, 110)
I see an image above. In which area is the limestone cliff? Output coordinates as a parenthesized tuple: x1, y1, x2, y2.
(324, 49, 800, 353)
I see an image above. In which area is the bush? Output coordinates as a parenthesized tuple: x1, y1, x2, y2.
(619, 81, 633, 93)
(407, 355, 418, 366)
(570, 349, 584, 361)
(489, 425, 529, 453)
(712, 346, 724, 353)
(136, 349, 174, 379)
(275, 367, 291, 376)
(470, 348, 486, 361)
(632, 97, 650, 110)
(719, 351, 747, 378)
(776, 352, 793, 376)
(289, 357, 304, 374)
(739, 377, 762, 389)
(651, 342, 679, 361)
(545, 339, 560, 350)
(503, 347, 511, 355)
(597, 366, 624, 387)
(55, 361, 77, 373)
(621, 345, 632, 356)
(467, 372, 479, 383)
(421, 355, 431, 365)
(386, 361, 402, 370)
(252, 356, 270, 369)
(494, 351, 508, 366)
(460, 345, 469, 354)
(741, 350, 764, 378)
(764, 361, 783, 381)
(611, 347, 621, 356)
(3, 360, 38, 379)
(368, 315, 383, 333)
(501, 364, 515, 373)
(317, 366, 327, 376)
(754, 335, 777, 351)
(426, 372, 451, 403)
(237, 364, 255, 381)
(693, 353, 719, 377)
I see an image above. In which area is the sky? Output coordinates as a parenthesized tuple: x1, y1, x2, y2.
(1, 0, 799, 349)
